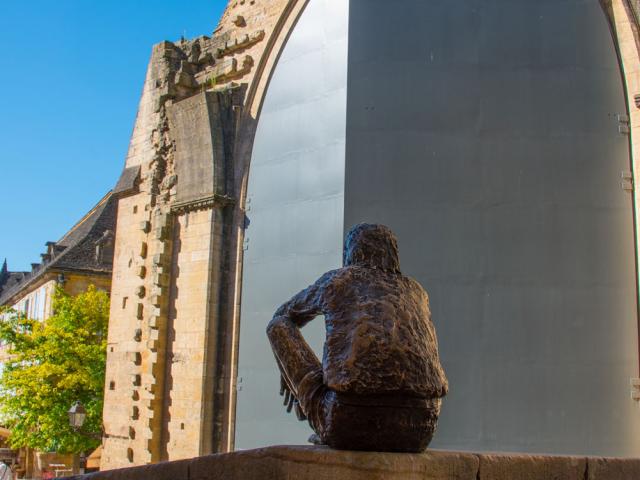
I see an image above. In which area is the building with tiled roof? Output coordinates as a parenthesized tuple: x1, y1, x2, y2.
(0, 191, 117, 317)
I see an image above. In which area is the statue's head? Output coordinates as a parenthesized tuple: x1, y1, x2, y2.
(343, 223, 401, 273)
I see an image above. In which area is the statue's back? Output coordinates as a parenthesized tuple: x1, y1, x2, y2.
(322, 266, 448, 399)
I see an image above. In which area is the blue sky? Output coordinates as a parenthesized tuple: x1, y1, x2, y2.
(0, 0, 227, 271)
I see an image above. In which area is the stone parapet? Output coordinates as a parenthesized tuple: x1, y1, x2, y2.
(64, 446, 640, 480)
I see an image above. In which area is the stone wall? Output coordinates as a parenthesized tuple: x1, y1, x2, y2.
(101, 0, 312, 469)
(161, 207, 223, 460)
(68, 446, 640, 480)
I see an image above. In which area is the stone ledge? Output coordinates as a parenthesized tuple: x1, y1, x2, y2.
(63, 445, 640, 480)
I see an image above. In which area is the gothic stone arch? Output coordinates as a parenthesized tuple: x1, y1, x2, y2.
(101, 0, 640, 469)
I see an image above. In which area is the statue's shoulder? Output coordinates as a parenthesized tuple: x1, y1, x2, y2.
(402, 274, 430, 300)
(314, 268, 345, 288)
(315, 267, 362, 295)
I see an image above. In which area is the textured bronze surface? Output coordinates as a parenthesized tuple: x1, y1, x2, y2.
(267, 224, 448, 452)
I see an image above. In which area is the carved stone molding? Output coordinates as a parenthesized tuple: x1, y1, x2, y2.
(170, 194, 236, 215)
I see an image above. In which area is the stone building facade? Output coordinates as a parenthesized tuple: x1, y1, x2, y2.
(101, 0, 640, 469)
(0, 191, 117, 478)
(101, 0, 313, 469)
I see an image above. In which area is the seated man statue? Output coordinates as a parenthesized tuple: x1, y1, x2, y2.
(267, 223, 448, 452)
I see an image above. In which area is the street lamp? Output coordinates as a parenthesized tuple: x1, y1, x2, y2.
(68, 401, 87, 431)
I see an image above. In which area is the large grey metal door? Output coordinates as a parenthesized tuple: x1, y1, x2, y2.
(344, 0, 640, 456)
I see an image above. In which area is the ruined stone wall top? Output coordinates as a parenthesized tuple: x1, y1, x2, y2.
(121, 0, 303, 207)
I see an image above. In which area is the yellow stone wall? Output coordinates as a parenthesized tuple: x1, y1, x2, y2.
(101, 0, 311, 469)
(102, 192, 154, 468)
(63, 273, 111, 297)
(163, 208, 222, 460)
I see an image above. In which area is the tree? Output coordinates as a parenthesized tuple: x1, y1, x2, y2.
(0, 285, 109, 454)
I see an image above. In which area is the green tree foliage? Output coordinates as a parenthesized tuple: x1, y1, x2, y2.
(0, 286, 109, 453)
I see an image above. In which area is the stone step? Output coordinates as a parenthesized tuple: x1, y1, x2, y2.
(63, 445, 640, 480)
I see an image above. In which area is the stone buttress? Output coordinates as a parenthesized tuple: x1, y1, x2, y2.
(101, 0, 314, 469)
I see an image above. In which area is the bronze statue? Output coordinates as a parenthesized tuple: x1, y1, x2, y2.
(267, 223, 448, 452)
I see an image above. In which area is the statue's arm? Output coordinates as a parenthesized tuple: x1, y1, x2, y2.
(271, 272, 332, 328)
(266, 272, 333, 419)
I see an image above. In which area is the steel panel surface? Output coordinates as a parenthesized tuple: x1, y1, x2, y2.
(344, 0, 639, 456)
(235, 0, 349, 449)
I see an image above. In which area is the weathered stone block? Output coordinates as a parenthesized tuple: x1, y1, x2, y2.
(155, 241, 171, 255)
(587, 457, 640, 479)
(188, 446, 478, 480)
(125, 352, 142, 365)
(136, 266, 146, 279)
(66, 459, 190, 480)
(478, 453, 585, 480)
(153, 273, 169, 287)
(139, 221, 151, 233)
(151, 286, 166, 297)
(154, 227, 169, 240)
(155, 213, 171, 228)
(72, 446, 640, 480)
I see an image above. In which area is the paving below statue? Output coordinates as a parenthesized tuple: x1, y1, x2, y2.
(267, 224, 448, 452)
